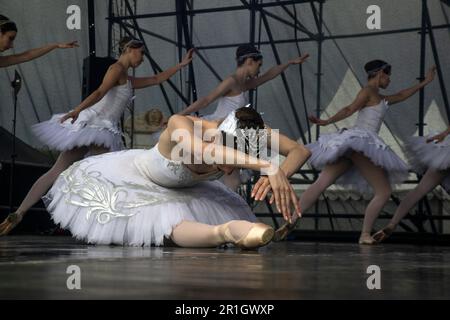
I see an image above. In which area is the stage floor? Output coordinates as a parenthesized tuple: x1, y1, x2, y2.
(0, 236, 449, 299)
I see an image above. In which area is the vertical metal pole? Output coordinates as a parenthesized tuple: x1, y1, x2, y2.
(314, 0, 324, 231)
(108, 0, 113, 57)
(87, 0, 96, 57)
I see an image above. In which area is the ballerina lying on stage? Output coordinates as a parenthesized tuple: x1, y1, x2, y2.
(373, 126, 450, 243)
(273, 61, 436, 245)
(1, 107, 311, 249)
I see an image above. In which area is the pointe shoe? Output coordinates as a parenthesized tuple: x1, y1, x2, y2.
(0, 212, 23, 236)
(273, 220, 299, 242)
(373, 226, 394, 244)
(222, 222, 274, 250)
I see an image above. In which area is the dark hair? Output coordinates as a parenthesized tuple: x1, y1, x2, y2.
(235, 106, 264, 130)
(118, 36, 144, 55)
(236, 44, 263, 66)
(221, 106, 266, 157)
(364, 59, 391, 79)
(0, 15, 17, 33)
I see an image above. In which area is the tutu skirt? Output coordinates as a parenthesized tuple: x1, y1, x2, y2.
(32, 109, 124, 152)
(307, 127, 409, 191)
(405, 133, 450, 192)
(43, 149, 256, 246)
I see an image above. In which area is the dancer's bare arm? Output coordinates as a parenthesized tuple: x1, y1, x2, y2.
(166, 115, 300, 221)
(309, 89, 370, 126)
(130, 48, 194, 89)
(0, 41, 78, 68)
(244, 54, 309, 90)
(384, 66, 436, 105)
(60, 63, 125, 123)
(427, 126, 450, 143)
(177, 77, 236, 115)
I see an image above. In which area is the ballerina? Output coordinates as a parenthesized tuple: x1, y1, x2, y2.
(177, 44, 309, 189)
(274, 61, 436, 244)
(0, 15, 78, 67)
(373, 126, 450, 243)
(0, 37, 194, 234)
(1, 107, 311, 248)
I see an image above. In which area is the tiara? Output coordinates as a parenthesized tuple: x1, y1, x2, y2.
(0, 20, 14, 27)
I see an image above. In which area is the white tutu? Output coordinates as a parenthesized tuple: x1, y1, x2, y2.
(405, 133, 450, 192)
(307, 127, 409, 191)
(32, 81, 133, 152)
(32, 111, 124, 152)
(43, 149, 256, 246)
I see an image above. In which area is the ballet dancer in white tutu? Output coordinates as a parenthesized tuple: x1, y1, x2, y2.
(274, 60, 437, 244)
(0, 15, 78, 67)
(1, 107, 311, 248)
(177, 44, 309, 189)
(0, 37, 194, 233)
(373, 125, 450, 243)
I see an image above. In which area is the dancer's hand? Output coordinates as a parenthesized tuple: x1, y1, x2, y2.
(0, 212, 24, 236)
(424, 65, 436, 84)
(252, 176, 271, 201)
(180, 48, 195, 67)
(57, 41, 79, 49)
(289, 53, 310, 65)
(60, 109, 80, 124)
(427, 130, 448, 143)
(308, 115, 329, 126)
(266, 166, 301, 222)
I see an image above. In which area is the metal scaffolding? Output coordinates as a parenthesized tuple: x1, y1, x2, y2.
(104, 0, 450, 238)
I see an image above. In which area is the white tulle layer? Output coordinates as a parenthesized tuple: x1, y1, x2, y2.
(307, 127, 409, 191)
(43, 150, 256, 246)
(405, 134, 450, 192)
(32, 111, 124, 152)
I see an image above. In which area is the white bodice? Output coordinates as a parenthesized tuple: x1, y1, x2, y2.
(205, 92, 248, 120)
(133, 144, 224, 188)
(88, 81, 133, 123)
(354, 99, 389, 133)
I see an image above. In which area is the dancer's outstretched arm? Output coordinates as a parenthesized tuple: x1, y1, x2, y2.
(59, 63, 125, 124)
(309, 89, 370, 126)
(251, 128, 311, 202)
(244, 54, 309, 90)
(177, 76, 237, 116)
(130, 48, 194, 89)
(0, 41, 78, 68)
(165, 115, 300, 221)
(384, 66, 436, 105)
(426, 126, 450, 143)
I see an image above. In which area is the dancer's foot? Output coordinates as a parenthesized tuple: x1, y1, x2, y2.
(273, 219, 298, 242)
(358, 233, 376, 245)
(373, 225, 394, 243)
(220, 221, 274, 250)
(0, 211, 24, 236)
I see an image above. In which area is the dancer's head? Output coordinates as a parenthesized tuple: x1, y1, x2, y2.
(364, 59, 391, 88)
(119, 36, 145, 68)
(0, 15, 17, 52)
(236, 44, 263, 77)
(216, 106, 266, 174)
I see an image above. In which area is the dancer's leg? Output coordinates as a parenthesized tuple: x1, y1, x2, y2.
(350, 152, 391, 244)
(299, 158, 353, 213)
(170, 220, 272, 248)
(388, 168, 446, 229)
(273, 158, 352, 241)
(15, 147, 88, 215)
